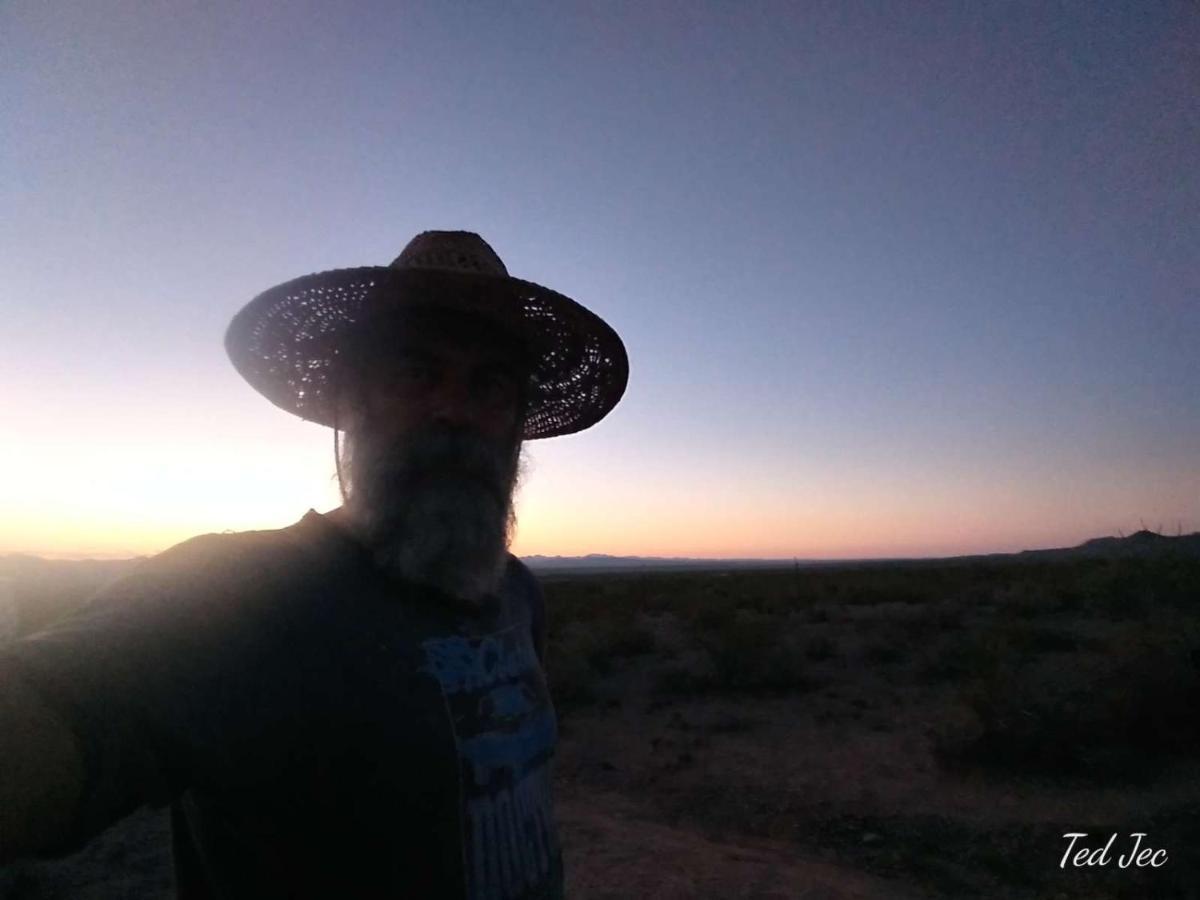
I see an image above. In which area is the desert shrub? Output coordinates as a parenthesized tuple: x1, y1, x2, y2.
(805, 634, 840, 661)
(652, 661, 719, 696)
(1053, 584, 1086, 611)
(705, 713, 759, 733)
(1097, 582, 1156, 620)
(1157, 559, 1200, 606)
(0, 863, 43, 900)
(937, 628, 1200, 781)
(543, 574, 651, 628)
(694, 610, 765, 677)
(916, 644, 971, 684)
(734, 592, 767, 614)
(845, 586, 884, 605)
(685, 599, 739, 634)
(931, 602, 966, 630)
(545, 640, 600, 713)
(736, 589, 797, 617)
(1019, 626, 1079, 654)
(805, 605, 831, 624)
(893, 606, 959, 643)
(1082, 557, 1200, 618)
(542, 579, 605, 627)
(863, 639, 904, 666)
(940, 622, 1085, 666)
(584, 614, 657, 666)
(582, 641, 615, 676)
(915, 628, 1018, 684)
(544, 599, 658, 687)
(692, 611, 809, 693)
(992, 581, 1055, 619)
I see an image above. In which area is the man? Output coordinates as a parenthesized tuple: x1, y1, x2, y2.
(0, 231, 629, 899)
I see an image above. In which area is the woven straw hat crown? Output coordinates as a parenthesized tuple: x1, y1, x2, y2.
(392, 230, 510, 275)
(225, 230, 628, 440)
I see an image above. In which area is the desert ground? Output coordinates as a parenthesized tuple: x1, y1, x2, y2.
(3, 548, 1199, 898)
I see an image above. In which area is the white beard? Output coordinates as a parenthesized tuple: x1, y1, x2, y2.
(338, 421, 523, 604)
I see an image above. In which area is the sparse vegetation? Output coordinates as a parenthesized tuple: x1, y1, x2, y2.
(536, 547, 1200, 897)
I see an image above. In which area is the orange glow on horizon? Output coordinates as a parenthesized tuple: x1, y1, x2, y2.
(3, 425, 1194, 561)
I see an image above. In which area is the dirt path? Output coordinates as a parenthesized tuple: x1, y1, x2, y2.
(0, 788, 919, 900)
(556, 781, 923, 900)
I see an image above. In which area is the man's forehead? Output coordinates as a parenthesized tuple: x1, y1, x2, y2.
(355, 308, 531, 369)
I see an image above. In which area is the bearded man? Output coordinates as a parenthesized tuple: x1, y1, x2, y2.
(0, 231, 629, 900)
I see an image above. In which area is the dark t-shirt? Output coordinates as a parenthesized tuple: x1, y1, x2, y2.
(1, 509, 565, 899)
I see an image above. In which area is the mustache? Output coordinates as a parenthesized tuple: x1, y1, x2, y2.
(350, 422, 517, 504)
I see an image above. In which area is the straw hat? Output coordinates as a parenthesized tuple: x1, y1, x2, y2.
(225, 231, 628, 439)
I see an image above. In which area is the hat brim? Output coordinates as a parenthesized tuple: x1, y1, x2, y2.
(224, 266, 628, 440)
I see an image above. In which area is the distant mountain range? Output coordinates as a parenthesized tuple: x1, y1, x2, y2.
(4, 530, 1198, 580)
(0, 554, 138, 579)
(524, 530, 1200, 573)
(520, 553, 805, 574)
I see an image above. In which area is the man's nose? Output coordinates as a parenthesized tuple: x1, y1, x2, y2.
(427, 375, 477, 426)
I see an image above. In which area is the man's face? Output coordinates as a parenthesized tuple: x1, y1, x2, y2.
(336, 313, 531, 604)
(357, 322, 526, 447)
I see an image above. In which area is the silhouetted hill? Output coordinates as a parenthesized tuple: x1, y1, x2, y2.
(1012, 530, 1200, 562)
(0, 553, 143, 580)
(0, 554, 143, 635)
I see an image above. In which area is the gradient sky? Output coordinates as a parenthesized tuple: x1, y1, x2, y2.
(3, 1, 1197, 560)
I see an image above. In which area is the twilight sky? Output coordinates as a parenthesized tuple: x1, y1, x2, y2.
(2, 1, 1197, 560)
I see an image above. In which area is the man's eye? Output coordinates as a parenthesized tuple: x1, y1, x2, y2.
(396, 362, 431, 382)
(478, 372, 517, 402)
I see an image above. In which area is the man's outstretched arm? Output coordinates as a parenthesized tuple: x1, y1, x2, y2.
(0, 674, 86, 863)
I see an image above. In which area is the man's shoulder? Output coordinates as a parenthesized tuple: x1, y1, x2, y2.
(144, 515, 299, 569)
(506, 556, 546, 663)
(114, 511, 352, 601)
(505, 555, 545, 621)
(505, 555, 542, 593)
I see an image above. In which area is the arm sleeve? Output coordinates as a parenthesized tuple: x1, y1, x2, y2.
(0, 533, 258, 856)
(527, 568, 547, 669)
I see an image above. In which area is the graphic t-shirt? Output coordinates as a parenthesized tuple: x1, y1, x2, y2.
(1, 509, 564, 899)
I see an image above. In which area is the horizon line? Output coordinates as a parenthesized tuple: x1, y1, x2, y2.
(7, 531, 1193, 566)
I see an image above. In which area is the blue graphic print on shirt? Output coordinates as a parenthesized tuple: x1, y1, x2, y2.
(420, 625, 561, 900)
